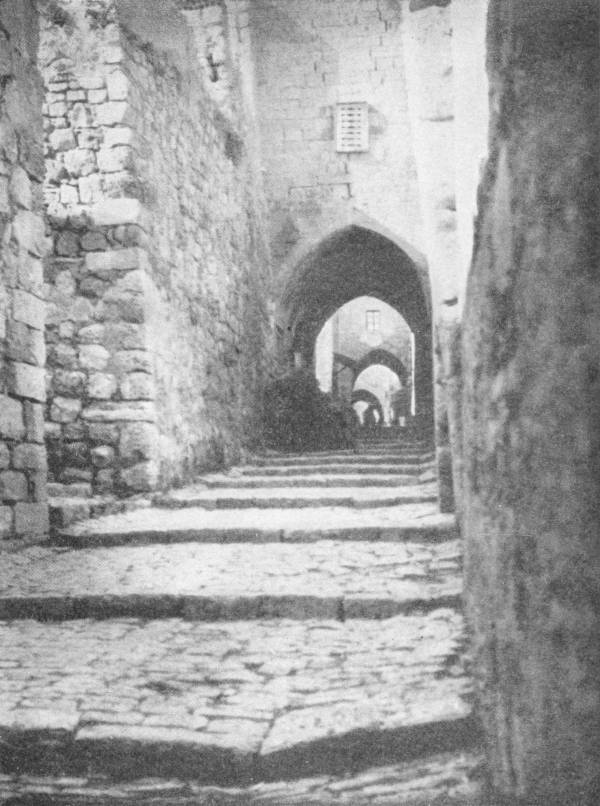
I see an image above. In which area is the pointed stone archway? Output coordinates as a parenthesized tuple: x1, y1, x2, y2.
(280, 225, 433, 425)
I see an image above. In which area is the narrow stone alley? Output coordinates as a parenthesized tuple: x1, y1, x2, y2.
(0, 430, 484, 804)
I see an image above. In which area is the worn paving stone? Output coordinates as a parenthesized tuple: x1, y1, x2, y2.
(237, 462, 429, 476)
(0, 540, 462, 620)
(0, 751, 487, 804)
(0, 612, 474, 782)
(54, 503, 457, 548)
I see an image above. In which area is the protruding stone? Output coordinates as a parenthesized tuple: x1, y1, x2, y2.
(50, 396, 82, 424)
(79, 344, 110, 371)
(120, 372, 154, 400)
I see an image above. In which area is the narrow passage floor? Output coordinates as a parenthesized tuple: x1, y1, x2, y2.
(0, 433, 487, 804)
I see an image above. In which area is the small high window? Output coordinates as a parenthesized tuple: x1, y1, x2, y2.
(365, 309, 380, 332)
(335, 102, 369, 153)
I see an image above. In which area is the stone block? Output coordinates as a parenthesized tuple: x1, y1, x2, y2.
(59, 183, 79, 205)
(17, 254, 44, 296)
(105, 322, 146, 350)
(84, 247, 147, 275)
(78, 173, 103, 204)
(24, 402, 44, 444)
(97, 146, 133, 173)
(120, 372, 154, 401)
(78, 323, 105, 344)
(0, 506, 13, 539)
(62, 441, 89, 469)
(95, 101, 129, 126)
(12, 211, 47, 257)
(89, 198, 145, 227)
(80, 231, 108, 251)
(53, 370, 86, 396)
(83, 402, 155, 422)
(95, 468, 115, 494)
(55, 230, 80, 257)
(88, 89, 108, 103)
(114, 350, 152, 373)
(50, 396, 82, 423)
(30, 471, 47, 503)
(88, 372, 117, 400)
(0, 443, 9, 469)
(12, 443, 47, 471)
(9, 166, 32, 209)
(0, 470, 28, 502)
(119, 422, 157, 464)
(6, 321, 45, 366)
(88, 422, 119, 444)
(64, 148, 97, 177)
(119, 461, 158, 493)
(103, 126, 133, 147)
(63, 422, 86, 441)
(51, 342, 77, 368)
(12, 289, 45, 330)
(91, 445, 115, 468)
(79, 344, 110, 371)
(9, 362, 46, 402)
(14, 503, 49, 538)
(106, 70, 129, 101)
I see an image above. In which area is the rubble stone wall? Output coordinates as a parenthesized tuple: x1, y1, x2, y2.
(0, 0, 49, 544)
(40, 1, 272, 497)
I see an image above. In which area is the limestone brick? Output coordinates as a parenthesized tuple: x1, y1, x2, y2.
(23, 401, 45, 444)
(79, 344, 110, 371)
(12, 443, 47, 471)
(91, 445, 115, 468)
(119, 460, 158, 493)
(14, 502, 49, 537)
(9, 167, 33, 210)
(50, 396, 82, 423)
(0, 396, 26, 441)
(11, 210, 47, 257)
(9, 362, 46, 402)
(0, 471, 28, 502)
(12, 289, 45, 330)
(6, 321, 45, 366)
(0, 507, 13, 538)
(88, 372, 118, 400)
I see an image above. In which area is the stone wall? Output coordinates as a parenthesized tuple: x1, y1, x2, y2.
(0, 1, 49, 544)
(462, 0, 600, 801)
(40, 1, 272, 499)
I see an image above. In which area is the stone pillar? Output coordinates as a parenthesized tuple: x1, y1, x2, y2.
(0, 1, 49, 545)
(462, 1, 600, 801)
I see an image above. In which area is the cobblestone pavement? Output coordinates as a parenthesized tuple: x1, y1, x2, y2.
(0, 439, 481, 799)
(55, 503, 456, 548)
(0, 751, 487, 804)
(0, 611, 473, 781)
(0, 540, 461, 620)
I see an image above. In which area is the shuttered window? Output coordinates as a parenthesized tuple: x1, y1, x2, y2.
(335, 102, 369, 152)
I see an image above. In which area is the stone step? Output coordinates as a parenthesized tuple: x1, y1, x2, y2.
(256, 452, 433, 465)
(0, 539, 462, 621)
(201, 474, 427, 489)
(0, 611, 475, 783)
(154, 485, 436, 510)
(54, 503, 457, 548)
(0, 750, 486, 804)
(237, 462, 428, 476)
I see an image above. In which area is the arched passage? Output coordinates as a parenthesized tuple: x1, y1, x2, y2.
(353, 349, 408, 386)
(351, 388, 385, 426)
(281, 226, 433, 422)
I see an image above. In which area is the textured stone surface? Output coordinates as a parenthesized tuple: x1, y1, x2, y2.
(0, 611, 473, 780)
(0, 539, 461, 620)
(462, 1, 600, 802)
(0, 751, 486, 804)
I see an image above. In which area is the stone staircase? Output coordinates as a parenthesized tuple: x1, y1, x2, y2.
(0, 432, 486, 804)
